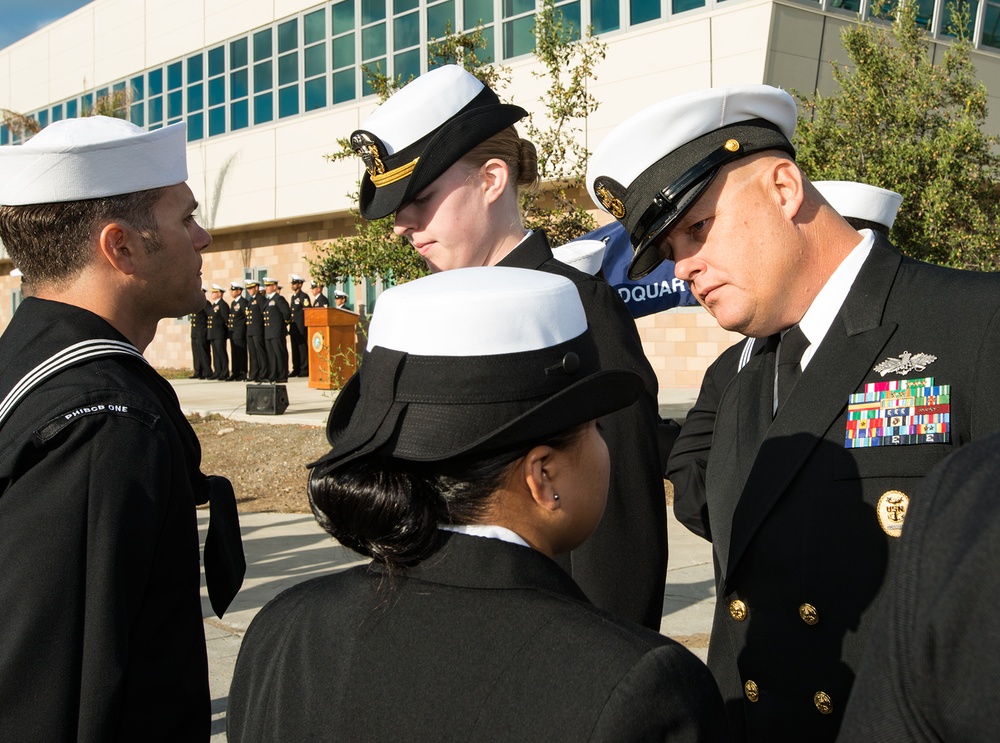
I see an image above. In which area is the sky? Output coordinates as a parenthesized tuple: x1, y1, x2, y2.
(0, 0, 93, 51)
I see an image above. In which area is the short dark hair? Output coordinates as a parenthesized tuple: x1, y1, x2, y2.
(0, 187, 166, 285)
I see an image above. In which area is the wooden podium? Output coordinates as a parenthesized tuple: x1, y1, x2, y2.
(305, 307, 360, 390)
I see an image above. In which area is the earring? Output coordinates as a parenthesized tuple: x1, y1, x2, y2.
(553, 492, 560, 501)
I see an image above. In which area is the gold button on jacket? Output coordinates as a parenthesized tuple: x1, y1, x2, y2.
(744, 680, 759, 702)
(813, 691, 832, 714)
(799, 603, 819, 625)
(729, 599, 748, 622)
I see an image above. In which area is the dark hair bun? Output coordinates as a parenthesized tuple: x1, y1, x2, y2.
(308, 458, 445, 568)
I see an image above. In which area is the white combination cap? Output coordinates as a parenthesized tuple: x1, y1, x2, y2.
(230, 281, 243, 289)
(211, 283, 225, 291)
(587, 85, 798, 280)
(552, 239, 607, 276)
(0, 117, 187, 206)
(350, 65, 526, 220)
(813, 181, 903, 231)
(290, 274, 305, 282)
(367, 267, 587, 356)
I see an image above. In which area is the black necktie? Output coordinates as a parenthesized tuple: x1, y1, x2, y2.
(776, 325, 809, 415)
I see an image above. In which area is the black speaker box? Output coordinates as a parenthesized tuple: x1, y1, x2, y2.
(246, 384, 288, 415)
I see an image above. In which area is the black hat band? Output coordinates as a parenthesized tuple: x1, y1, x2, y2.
(391, 334, 598, 405)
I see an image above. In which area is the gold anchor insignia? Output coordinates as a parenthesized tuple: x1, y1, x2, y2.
(350, 132, 385, 177)
(877, 490, 909, 537)
(595, 182, 626, 219)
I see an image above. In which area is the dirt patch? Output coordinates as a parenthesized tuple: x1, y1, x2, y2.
(190, 414, 329, 513)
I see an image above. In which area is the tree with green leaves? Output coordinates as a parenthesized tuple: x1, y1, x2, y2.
(794, 0, 1000, 271)
(309, 0, 607, 287)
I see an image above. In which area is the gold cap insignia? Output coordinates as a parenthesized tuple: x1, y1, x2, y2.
(724, 138, 741, 153)
(350, 132, 386, 178)
(877, 489, 909, 537)
(594, 179, 626, 219)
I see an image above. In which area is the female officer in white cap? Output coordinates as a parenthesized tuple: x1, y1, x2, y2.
(345, 63, 668, 632)
(227, 267, 728, 742)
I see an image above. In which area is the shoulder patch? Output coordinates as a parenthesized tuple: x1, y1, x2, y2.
(35, 401, 160, 443)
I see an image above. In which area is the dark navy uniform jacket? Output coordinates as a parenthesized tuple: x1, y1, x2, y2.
(229, 532, 730, 742)
(700, 237, 1000, 741)
(263, 292, 291, 339)
(207, 297, 229, 340)
(0, 298, 228, 742)
(246, 291, 266, 336)
(228, 294, 249, 341)
(498, 230, 668, 631)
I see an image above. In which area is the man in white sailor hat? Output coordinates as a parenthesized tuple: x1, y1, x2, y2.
(589, 86, 1000, 741)
(332, 289, 350, 310)
(0, 116, 244, 742)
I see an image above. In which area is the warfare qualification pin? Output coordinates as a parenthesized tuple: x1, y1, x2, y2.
(873, 351, 937, 377)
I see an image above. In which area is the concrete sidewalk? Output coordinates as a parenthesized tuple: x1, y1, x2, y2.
(175, 377, 713, 740)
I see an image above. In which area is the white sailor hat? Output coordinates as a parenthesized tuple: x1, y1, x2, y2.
(333, 290, 348, 298)
(310, 280, 321, 287)
(0, 117, 187, 206)
(211, 283, 225, 292)
(587, 85, 798, 280)
(263, 277, 278, 285)
(813, 181, 902, 233)
(245, 279, 259, 288)
(552, 239, 607, 276)
(309, 267, 643, 471)
(290, 274, 305, 283)
(351, 65, 527, 220)
(11, 267, 23, 277)
(230, 281, 243, 290)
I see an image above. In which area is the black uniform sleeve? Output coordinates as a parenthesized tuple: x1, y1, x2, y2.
(667, 340, 747, 541)
(0, 394, 207, 742)
(838, 431, 1000, 741)
(590, 643, 732, 742)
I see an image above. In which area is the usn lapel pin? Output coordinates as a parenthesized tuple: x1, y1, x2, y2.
(845, 377, 951, 448)
(873, 351, 937, 377)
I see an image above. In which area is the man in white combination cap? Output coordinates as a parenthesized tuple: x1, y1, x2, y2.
(0, 117, 244, 742)
(589, 86, 1000, 741)
(669, 180, 906, 543)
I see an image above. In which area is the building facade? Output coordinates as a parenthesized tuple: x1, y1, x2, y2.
(3, 0, 999, 387)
